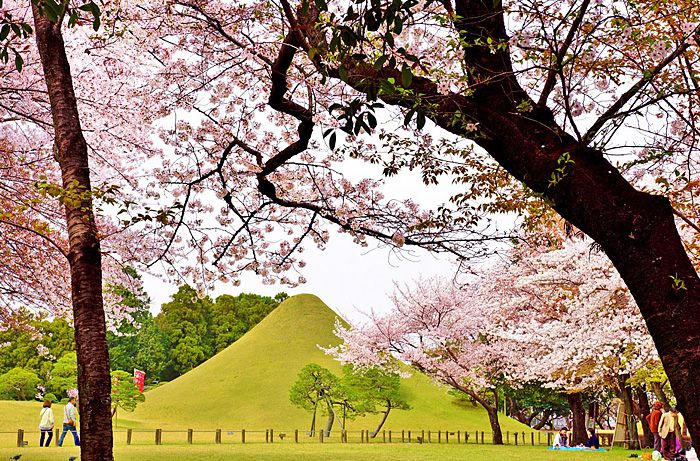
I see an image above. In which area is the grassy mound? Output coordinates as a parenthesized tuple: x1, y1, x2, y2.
(124, 294, 528, 432)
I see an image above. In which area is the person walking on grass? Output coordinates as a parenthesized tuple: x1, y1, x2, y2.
(38, 400, 54, 447)
(58, 396, 80, 447)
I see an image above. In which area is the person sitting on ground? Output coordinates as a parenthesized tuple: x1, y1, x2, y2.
(582, 428, 600, 449)
(553, 427, 569, 448)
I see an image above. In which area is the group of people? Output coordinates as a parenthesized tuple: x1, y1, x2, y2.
(552, 427, 601, 449)
(37, 396, 81, 447)
(647, 402, 691, 460)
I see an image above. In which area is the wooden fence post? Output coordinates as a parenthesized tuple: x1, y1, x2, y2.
(548, 432, 552, 446)
(265, 429, 269, 443)
(16, 429, 23, 448)
(408, 430, 412, 443)
(294, 429, 298, 443)
(270, 429, 274, 443)
(438, 430, 441, 443)
(383, 430, 386, 443)
(428, 430, 431, 443)
(187, 429, 193, 444)
(446, 430, 449, 444)
(319, 430, 324, 443)
(515, 432, 519, 445)
(126, 428, 132, 445)
(215, 429, 222, 444)
(242, 429, 246, 444)
(481, 431, 484, 444)
(465, 431, 469, 444)
(531, 432, 535, 445)
(402, 430, 405, 443)
(457, 430, 461, 443)
(55, 428, 60, 446)
(422, 430, 425, 444)
(155, 428, 162, 445)
(389, 430, 392, 443)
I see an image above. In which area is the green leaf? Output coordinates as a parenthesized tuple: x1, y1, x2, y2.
(401, 64, 412, 88)
(21, 22, 33, 36)
(366, 112, 377, 129)
(78, 1, 101, 31)
(338, 65, 348, 82)
(10, 23, 20, 37)
(403, 109, 415, 126)
(329, 132, 337, 150)
(416, 111, 426, 130)
(0, 25, 10, 41)
(14, 52, 23, 72)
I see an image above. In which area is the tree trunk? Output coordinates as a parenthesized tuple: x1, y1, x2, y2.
(620, 381, 641, 450)
(533, 409, 553, 430)
(371, 405, 391, 438)
(650, 382, 671, 410)
(32, 8, 113, 461)
(566, 393, 587, 445)
(309, 403, 317, 435)
(636, 386, 654, 449)
(324, 399, 334, 436)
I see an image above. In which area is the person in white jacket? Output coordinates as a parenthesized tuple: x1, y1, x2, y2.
(552, 427, 570, 448)
(39, 400, 55, 447)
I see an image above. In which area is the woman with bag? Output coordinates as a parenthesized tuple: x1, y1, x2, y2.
(38, 400, 54, 447)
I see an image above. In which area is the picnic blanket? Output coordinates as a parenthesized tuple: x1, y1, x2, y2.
(548, 447, 607, 452)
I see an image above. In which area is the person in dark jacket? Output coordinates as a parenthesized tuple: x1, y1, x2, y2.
(584, 428, 600, 449)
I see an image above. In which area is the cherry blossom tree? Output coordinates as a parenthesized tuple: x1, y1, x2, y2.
(331, 236, 659, 445)
(330, 278, 511, 443)
(485, 236, 657, 445)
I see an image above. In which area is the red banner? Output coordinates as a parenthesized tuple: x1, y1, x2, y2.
(133, 369, 146, 392)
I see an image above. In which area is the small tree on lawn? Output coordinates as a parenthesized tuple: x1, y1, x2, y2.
(110, 370, 145, 422)
(342, 365, 409, 437)
(289, 363, 340, 436)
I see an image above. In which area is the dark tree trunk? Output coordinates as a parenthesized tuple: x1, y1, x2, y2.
(620, 381, 641, 450)
(32, 7, 113, 461)
(486, 404, 503, 445)
(371, 406, 391, 438)
(636, 386, 654, 449)
(566, 393, 587, 445)
(533, 409, 554, 430)
(309, 403, 317, 436)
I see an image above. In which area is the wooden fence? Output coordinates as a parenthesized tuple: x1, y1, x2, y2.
(3, 428, 614, 448)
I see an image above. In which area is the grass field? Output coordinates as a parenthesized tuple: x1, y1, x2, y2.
(0, 444, 646, 461)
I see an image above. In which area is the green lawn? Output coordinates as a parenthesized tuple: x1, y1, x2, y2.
(0, 444, 645, 461)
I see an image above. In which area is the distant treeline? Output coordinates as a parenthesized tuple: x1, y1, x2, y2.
(0, 282, 287, 400)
